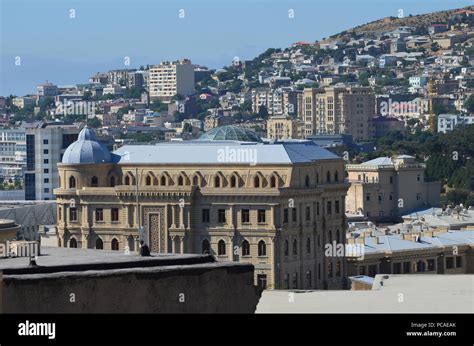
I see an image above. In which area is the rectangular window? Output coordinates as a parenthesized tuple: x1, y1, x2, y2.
(44, 178, 49, 183)
(292, 208, 297, 222)
(456, 256, 462, 268)
(43, 139, 48, 145)
(44, 188, 49, 193)
(335, 201, 340, 214)
(417, 193, 422, 201)
(257, 209, 266, 223)
(305, 206, 311, 221)
(389, 176, 393, 184)
(446, 257, 454, 269)
(43, 149, 48, 154)
(218, 209, 226, 223)
(327, 201, 332, 215)
(403, 261, 411, 273)
(366, 193, 370, 201)
(427, 259, 435, 271)
(69, 208, 77, 222)
(202, 209, 210, 223)
(111, 208, 119, 222)
(95, 208, 104, 222)
(44, 159, 49, 164)
(393, 263, 401, 274)
(44, 169, 49, 174)
(241, 209, 250, 223)
(283, 208, 288, 223)
(26, 135, 35, 171)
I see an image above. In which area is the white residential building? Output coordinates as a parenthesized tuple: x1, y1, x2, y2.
(149, 59, 195, 101)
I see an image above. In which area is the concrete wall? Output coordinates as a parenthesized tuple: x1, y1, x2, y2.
(1, 262, 261, 313)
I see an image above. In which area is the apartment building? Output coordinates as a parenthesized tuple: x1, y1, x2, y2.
(149, 59, 195, 102)
(266, 115, 303, 140)
(54, 125, 350, 290)
(37, 82, 58, 99)
(251, 88, 299, 116)
(438, 113, 474, 133)
(303, 86, 375, 141)
(25, 122, 79, 200)
(345, 155, 440, 221)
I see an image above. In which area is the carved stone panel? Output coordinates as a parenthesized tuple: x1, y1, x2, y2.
(144, 207, 166, 253)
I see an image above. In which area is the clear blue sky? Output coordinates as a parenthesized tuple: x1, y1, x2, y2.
(0, 0, 472, 96)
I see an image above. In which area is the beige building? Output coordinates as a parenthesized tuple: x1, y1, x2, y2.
(346, 155, 440, 221)
(54, 125, 350, 290)
(149, 59, 195, 102)
(266, 115, 303, 140)
(303, 86, 375, 141)
(252, 88, 299, 117)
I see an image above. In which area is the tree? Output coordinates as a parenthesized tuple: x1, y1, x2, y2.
(87, 117, 102, 128)
(465, 94, 474, 113)
(258, 105, 268, 119)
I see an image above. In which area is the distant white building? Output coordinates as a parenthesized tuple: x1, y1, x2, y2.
(438, 113, 474, 133)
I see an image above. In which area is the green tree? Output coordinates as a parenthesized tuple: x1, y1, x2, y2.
(465, 94, 474, 113)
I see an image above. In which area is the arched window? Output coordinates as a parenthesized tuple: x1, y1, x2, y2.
(69, 176, 76, 188)
(292, 239, 297, 255)
(161, 175, 166, 186)
(95, 238, 103, 250)
(202, 239, 210, 254)
(305, 175, 310, 187)
(111, 238, 119, 250)
(230, 175, 237, 188)
(178, 175, 184, 186)
(284, 240, 289, 256)
(146, 175, 152, 186)
(254, 175, 260, 188)
(69, 238, 77, 248)
(334, 171, 339, 182)
(326, 171, 331, 183)
(242, 239, 250, 256)
(125, 175, 130, 185)
(306, 237, 311, 254)
(270, 175, 276, 188)
(110, 176, 116, 187)
(214, 175, 221, 188)
(193, 175, 199, 186)
(258, 240, 266, 257)
(91, 176, 98, 187)
(218, 239, 226, 255)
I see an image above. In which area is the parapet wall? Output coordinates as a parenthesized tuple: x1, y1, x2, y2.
(1, 259, 261, 313)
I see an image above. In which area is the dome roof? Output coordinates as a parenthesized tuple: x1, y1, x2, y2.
(62, 127, 112, 164)
(198, 125, 262, 142)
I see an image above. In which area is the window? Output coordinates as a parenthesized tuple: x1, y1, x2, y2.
(403, 261, 411, 273)
(69, 238, 77, 248)
(254, 175, 260, 188)
(110, 176, 116, 187)
(95, 208, 104, 222)
(336, 261, 341, 277)
(146, 175, 152, 186)
(43, 139, 48, 145)
(258, 240, 266, 256)
(69, 208, 77, 222)
(257, 209, 266, 223)
(393, 263, 401, 274)
(334, 171, 339, 182)
(242, 240, 250, 256)
(202, 209, 210, 223)
(125, 176, 131, 185)
(218, 240, 226, 255)
(328, 262, 333, 277)
(178, 175, 184, 186)
(329, 230, 332, 243)
(366, 193, 371, 201)
(218, 209, 226, 223)
(111, 208, 119, 222)
(358, 266, 365, 275)
(336, 229, 340, 243)
(43, 149, 48, 154)
(111, 238, 119, 251)
(44, 169, 49, 174)
(317, 202, 320, 216)
(389, 193, 393, 201)
(43, 159, 49, 164)
(368, 264, 377, 277)
(95, 238, 103, 250)
(305, 175, 310, 187)
(306, 238, 311, 254)
(326, 171, 331, 183)
(270, 176, 276, 188)
(292, 208, 297, 222)
(389, 176, 393, 184)
(44, 178, 49, 183)
(202, 239, 210, 254)
(417, 174, 421, 182)
(378, 194, 383, 202)
(44, 188, 49, 193)
(257, 274, 267, 289)
(230, 175, 237, 188)
(335, 201, 340, 214)
(456, 256, 462, 268)
(193, 175, 199, 186)
(283, 208, 289, 223)
(427, 259, 435, 271)
(214, 175, 221, 187)
(241, 209, 250, 223)
(161, 176, 166, 186)
(417, 193, 422, 201)
(305, 206, 311, 221)
(292, 239, 297, 255)
(284, 240, 289, 256)
(327, 201, 332, 214)
(91, 176, 98, 187)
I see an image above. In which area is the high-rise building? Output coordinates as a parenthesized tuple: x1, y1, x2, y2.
(303, 86, 375, 141)
(149, 59, 195, 102)
(252, 88, 299, 116)
(25, 122, 79, 200)
(37, 82, 58, 99)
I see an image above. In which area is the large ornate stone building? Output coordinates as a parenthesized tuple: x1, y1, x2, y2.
(54, 125, 349, 289)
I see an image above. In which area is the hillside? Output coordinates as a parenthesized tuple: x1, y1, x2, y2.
(322, 4, 474, 42)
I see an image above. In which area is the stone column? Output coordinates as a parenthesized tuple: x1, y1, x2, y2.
(180, 236, 184, 254)
(171, 235, 176, 253)
(179, 204, 184, 229)
(170, 205, 176, 228)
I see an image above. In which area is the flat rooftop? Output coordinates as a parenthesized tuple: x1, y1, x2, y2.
(257, 274, 474, 313)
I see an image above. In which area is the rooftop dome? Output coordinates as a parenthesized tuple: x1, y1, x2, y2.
(198, 125, 263, 143)
(62, 127, 112, 164)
